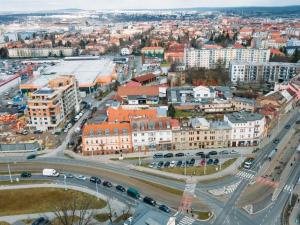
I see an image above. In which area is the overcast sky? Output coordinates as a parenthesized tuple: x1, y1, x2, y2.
(1, 0, 300, 12)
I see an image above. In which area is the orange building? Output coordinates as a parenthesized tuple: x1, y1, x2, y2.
(107, 106, 158, 122)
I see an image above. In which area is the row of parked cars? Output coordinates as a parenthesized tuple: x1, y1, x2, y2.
(149, 158, 220, 169)
(153, 150, 239, 159)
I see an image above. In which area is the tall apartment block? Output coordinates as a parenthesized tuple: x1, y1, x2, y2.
(26, 75, 81, 131)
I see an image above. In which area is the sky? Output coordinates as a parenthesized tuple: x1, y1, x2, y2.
(1, 0, 300, 12)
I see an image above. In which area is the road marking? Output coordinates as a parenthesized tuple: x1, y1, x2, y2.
(235, 171, 255, 181)
(177, 216, 195, 225)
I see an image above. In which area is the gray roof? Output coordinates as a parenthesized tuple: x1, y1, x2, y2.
(226, 112, 264, 123)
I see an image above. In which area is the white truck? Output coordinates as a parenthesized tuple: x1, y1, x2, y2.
(42, 168, 59, 177)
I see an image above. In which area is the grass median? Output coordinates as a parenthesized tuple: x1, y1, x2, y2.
(160, 158, 237, 176)
(0, 188, 106, 216)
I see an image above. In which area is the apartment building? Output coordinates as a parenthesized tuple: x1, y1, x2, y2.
(8, 47, 74, 58)
(224, 112, 265, 147)
(26, 75, 80, 131)
(231, 97, 256, 112)
(82, 122, 132, 156)
(131, 118, 179, 151)
(184, 47, 270, 69)
(230, 61, 300, 83)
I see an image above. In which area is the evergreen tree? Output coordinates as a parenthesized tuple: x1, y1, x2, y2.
(168, 104, 176, 118)
(291, 49, 300, 63)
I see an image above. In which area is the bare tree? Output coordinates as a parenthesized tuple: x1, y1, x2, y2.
(52, 195, 96, 225)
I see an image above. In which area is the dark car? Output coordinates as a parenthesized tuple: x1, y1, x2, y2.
(296, 120, 300, 124)
(103, 181, 113, 188)
(143, 196, 157, 206)
(31, 217, 50, 225)
(90, 176, 101, 184)
(175, 153, 184, 157)
(153, 153, 163, 159)
(157, 161, 164, 168)
(26, 154, 36, 160)
(176, 160, 183, 167)
(196, 151, 204, 156)
(33, 130, 43, 134)
(207, 159, 214, 165)
(159, 204, 170, 213)
(116, 185, 126, 192)
(20, 171, 32, 178)
(208, 151, 218, 156)
(285, 124, 291, 129)
(164, 153, 174, 158)
(164, 161, 170, 167)
(213, 159, 219, 165)
(273, 138, 280, 144)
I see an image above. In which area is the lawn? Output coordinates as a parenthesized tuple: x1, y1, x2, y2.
(114, 214, 132, 223)
(0, 222, 9, 225)
(194, 211, 211, 220)
(161, 158, 237, 176)
(94, 213, 110, 222)
(0, 188, 106, 216)
(0, 180, 51, 185)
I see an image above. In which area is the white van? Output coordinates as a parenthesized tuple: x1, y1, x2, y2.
(243, 161, 253, 170)
(42, 169, 59, 177)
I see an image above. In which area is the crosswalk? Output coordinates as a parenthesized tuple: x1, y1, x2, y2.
(224, 181, 241, 195)
(283, 184, 294, 193)
(235, 171, 255, 181)
(177, 215, 195, 225)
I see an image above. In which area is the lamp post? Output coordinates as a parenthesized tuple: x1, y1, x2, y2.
(7, 163, 12, 183)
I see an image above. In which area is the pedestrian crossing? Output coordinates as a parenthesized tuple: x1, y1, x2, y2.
(235, 171, 255, 181)
(177, 216, 195, 225)
(224, 181, 241, 195)
(283, 184, 293, 193)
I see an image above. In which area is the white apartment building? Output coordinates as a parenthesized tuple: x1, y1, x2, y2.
(224, 112, 265, 147)
(8, 48, 74, 58)
(131, 118, 173, 151)
(184, 47, 270, 69)
(230, 61, 300, 83)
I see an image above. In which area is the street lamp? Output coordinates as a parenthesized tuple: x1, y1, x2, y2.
(96, 181, 99, 200)
(7, 163, 12, 183)
(63, 175, 67, 191)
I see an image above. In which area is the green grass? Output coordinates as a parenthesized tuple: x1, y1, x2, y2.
(0, 170, 40, 175)
(131, 177, 183, 196)
(194, 211, 211, 220)
(21, 219, 33, 225)
(94, 213, 110, 222)
(0, 222, 10, 225)
(0, 180, 52, 185)
(160, 158, 237, 176)
(0, 188, 106, 216)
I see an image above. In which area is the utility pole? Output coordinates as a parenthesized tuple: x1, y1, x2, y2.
(7, 163, 12, 183)
(63, 175, 67, 191)
(96, 181, 99, 200)
(184, 154, 187, 177)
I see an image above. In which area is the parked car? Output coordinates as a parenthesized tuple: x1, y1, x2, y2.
(103, 181, 113, 188)
(207, 159, 214, 165)
(90, 176, 101, 184)
(31, 217, 50, 225)
(65, 173, 74, 178)
(148, 162, 156, 168)
(33, 130, 43, 134)
(195, 151, 204, 156)
(273, 138, 280, 144)
(164, 161, 170, 168)
(116, 185, 126, 192)
(200, 159, 206, 166)
(20, 171, 31, 178)
(296, 120, 300, 124)
(153, 153, 163, 159)
(208, 151, 218, 156)
(220, 150, 229, 155)
(176, 160, 183, 167)
(76, 175, 87, 181)
(213, 159, 219, 165)
(175, 153, 184, 157)
(164, 153, 174, 158)
(230, 150, 239, 154)
(285, 124, 291, 129)
(170, 161, 176, 168)
(157, 161, 164, 168)
(159, 204, 170, 213)
(143, 196, 157, 206)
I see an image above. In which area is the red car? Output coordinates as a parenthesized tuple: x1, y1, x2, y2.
(200, 159, 206, 166)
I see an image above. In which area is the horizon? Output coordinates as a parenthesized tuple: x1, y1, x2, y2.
(1, 0, 300, 12)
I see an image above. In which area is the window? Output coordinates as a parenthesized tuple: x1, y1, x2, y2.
(105, 128, 110, 136)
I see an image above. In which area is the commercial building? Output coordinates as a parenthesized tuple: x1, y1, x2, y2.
(26, 75, 80, 131)
(230, 61, 300, 83)
(224, 112, 265, 147)
(8, 48, 74, 58)
(20, 57, 117, 94)
(82, 122, 132, 156)
(141, 46, 164, 63)
(184, 47, 270, 69)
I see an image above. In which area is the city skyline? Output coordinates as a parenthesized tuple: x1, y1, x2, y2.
(0, 0, 300, 12)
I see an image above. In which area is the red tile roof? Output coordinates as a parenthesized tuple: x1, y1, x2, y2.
(124, 81, 142, 87)
(107, 106, 157, 122)
(117, 86, 160, 97)
(132, 73, 156, 83)
(83, 122, 131, 136)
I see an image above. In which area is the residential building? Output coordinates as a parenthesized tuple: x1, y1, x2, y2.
(230, 61, 300, 83)
(224, 112, 265, 147)
(141, 46, 164, 63)
(193, 86, 216, 101)
(107, 106, 158, 122)
(231, 97, 256, 112)
(184, 47, 270, 69)
(82, 122, 132, 156)
(26, 75, 80, 131)
(8, 47, 74, 58)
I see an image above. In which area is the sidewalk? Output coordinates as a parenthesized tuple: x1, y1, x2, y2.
(0, 183, 126, 224)
(289, 184, 300, 225)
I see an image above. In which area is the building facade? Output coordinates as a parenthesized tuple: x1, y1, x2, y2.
(8, 48, 74, 58)
(184, 47, 270, 69)
(230, 61, 300, 83)
(26, 75, 80, 131)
